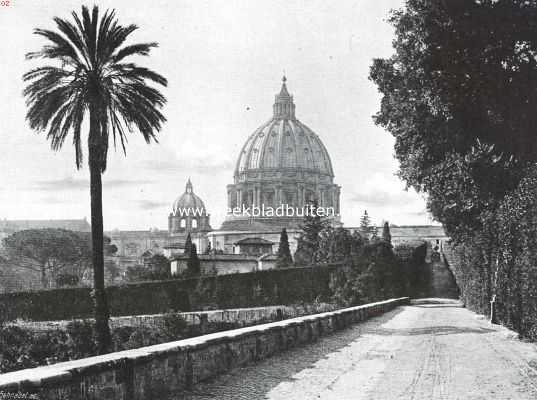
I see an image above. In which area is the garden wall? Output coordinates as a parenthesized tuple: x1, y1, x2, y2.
(1, 266, 338, 321)
(10, 304, 338, 334)
(0, 297, 409, 400)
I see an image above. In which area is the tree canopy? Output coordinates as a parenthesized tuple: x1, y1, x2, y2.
(1, 229, 118, 288)
(23, 5, 167, 171)
(2, 229, 91, 288)
(370, 0, 537, 339)
(369, 0, 537, 241)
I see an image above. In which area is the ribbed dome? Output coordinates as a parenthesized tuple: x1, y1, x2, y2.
(234, 77, 334, 178)
(172, 179, 207, 214)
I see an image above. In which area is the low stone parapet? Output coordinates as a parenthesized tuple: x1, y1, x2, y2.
(0, 297, 409, 399)
(9, 304, 337, 333)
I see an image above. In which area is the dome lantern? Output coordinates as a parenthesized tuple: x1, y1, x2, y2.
(185, 178, 193, 194)
(273, 76, 296, 120)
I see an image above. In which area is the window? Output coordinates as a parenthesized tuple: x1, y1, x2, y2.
(192, 219, 198, 229)
(180, 219, 186, 228)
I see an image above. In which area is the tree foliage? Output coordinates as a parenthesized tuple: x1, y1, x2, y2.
(2, 229, 91, 288)
(23, 5, 167, 169)
(2, 229, 118, 288)
(371, 0, 537, 339)
(369, 0, 535, 241)
(359, 210, 371, 237)
(294, 201, 329, 266)
(186, 243, 200, 277)
(184, 233, 192, 255)
(276, 228, 293, 268)
(382, 222, 392, 245)
(146, 254, 171, 276)
(124, 254, 171, 282)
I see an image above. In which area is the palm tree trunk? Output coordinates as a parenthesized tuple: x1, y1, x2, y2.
(89, 103, 111, 354)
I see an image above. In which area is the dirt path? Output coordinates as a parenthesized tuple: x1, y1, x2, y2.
(176, 299, 537, 399)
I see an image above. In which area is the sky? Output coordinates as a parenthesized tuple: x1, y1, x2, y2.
(0, 0, 435, 231)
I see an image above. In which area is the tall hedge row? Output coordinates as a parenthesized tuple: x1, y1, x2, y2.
(447, 169, 537, 340)
(0, 266, 335, 322)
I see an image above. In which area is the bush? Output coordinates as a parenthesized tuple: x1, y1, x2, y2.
(330, 241, 424, 307)
(0, 313, 188, 374)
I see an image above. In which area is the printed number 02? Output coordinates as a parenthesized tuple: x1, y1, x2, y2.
(0, 1, 10, 6)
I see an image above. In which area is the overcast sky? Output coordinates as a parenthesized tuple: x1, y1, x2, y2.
(0, 0, 434, 230)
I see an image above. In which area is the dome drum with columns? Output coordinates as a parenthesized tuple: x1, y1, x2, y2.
(221, 77, 341, 231)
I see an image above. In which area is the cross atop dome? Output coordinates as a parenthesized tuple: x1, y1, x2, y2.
(273, 76, 295, 119)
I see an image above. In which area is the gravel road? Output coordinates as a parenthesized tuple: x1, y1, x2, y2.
(176, 299, 537, 399)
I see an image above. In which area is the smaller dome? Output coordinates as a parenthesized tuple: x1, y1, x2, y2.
(172, 179, 207, 214)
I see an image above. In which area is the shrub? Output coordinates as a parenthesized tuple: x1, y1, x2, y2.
(0, 312, 188, 373)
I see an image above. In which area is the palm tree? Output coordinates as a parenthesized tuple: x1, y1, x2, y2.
(23, 6, 167, 353)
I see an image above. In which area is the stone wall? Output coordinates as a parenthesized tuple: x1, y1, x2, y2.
(0, 297, 409, 399)
(10, 304, 338, 334)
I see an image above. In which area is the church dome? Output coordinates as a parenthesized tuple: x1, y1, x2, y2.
(234, 77, 334, 179)
(222, 77, 341, 233)
(172, 179, 207, 214)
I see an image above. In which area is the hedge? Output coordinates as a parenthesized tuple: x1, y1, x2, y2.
(0, 266, 336, 322)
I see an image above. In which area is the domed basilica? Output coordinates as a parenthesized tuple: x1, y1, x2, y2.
(107, 77, 340, 268)
(208, 77, 340, 254)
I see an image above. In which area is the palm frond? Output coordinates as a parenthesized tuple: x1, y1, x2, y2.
(23, 66, 70, 81)
(24, 5, 167, 171)
(109, 63, 167, 86)
(26, 29, 81, 66)
(53, 17, 91, 68)
(111, 43, 158, 63)
(26, 85, 74, 131)
(96, 9, 116, 65)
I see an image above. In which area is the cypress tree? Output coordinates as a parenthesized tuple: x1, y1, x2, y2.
(276, 228, 293, 268)
(187, 243, 200, 276)
(294, 200, 328, 265)
(359, 210, 371, 238)
(360, 210, 371, 238)
(184, 233, 192, 255)
(382, 221, 392, 245)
